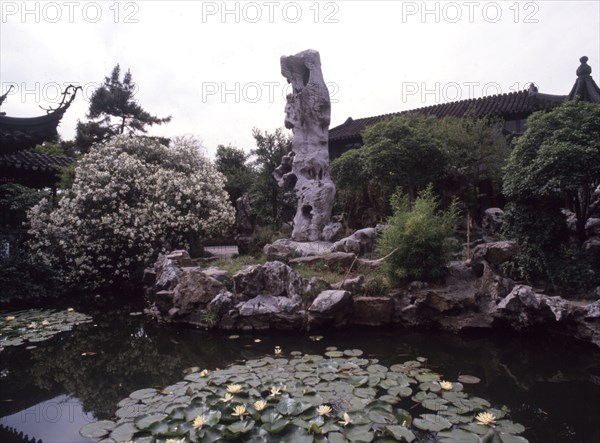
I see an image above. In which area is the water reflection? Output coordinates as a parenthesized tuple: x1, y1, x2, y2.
(1, 308, 599, 443)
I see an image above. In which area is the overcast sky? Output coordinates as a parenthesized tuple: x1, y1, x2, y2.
(1, 0, 599, 157)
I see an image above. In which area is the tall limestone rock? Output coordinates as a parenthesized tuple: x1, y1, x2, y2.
(275, 49, 336, 242)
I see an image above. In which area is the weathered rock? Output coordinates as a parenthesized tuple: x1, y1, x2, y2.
(154, 255, 183, 291)
(203, 267, 232, 285)
(583, 238, 600, 253)
(304, 277, 332, 300)
(277, 49, 335, 241)
(585, 217, 600, 237)
(332, 227, 378, 254)
(322, 222, 343, 242)
(290, 251, 356, 270)
(165, 250, 195, 267)
(234, 261, 306, 304)
(482, 208, 504, 236)
(208, 290, 237, 316)
(309, 290, 351, 315)
(351, 296, 394, 326)
(496, 285, 569, 328)
(446, 261, 477, 285)
(240, 294, 300, 316)
(308, 290, 352, 328)
(333, 275, 365, 294)
(264, 239, 332, 260)
(472, 241, 518, 266)
(173, 269, 224, 312)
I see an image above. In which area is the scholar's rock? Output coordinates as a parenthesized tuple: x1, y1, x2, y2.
(276, 49, 335, 241)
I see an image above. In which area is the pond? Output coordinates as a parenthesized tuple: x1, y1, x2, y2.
(1, 303, 599, 443)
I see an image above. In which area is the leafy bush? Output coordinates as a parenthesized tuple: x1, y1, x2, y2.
(0, 246, 62, 305)
(378, 186, 459, 285)
(27, 135, 235, 289)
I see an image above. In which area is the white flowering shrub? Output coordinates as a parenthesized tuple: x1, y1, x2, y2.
(28, 135, 235, 289)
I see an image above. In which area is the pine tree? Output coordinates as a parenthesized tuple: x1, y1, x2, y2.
(75, 64, 171, 153)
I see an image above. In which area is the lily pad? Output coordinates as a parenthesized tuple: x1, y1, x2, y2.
(80, 421, 116, 439)
(384, 425, 416, 442)
(413, 414, 452, 432)
(457, 375, 481, 384)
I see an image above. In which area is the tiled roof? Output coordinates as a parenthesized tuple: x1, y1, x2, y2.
(0, 151, 75, 173)
(330, 89, 566, 142)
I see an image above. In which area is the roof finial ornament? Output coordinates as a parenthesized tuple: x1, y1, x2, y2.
(576, 56, 592, 77)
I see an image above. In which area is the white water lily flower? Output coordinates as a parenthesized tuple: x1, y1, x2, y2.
(254, 400, 267, 411)
(199, 369, 209, 377)
(475, 411, 497, 426)
(221, 393, 233, 402)
(318, 405, 332, 416)
(232, 405, 247, 417)
(192, 415, 205, 429)
(338, 412, 351, 426)
(269, 386, 282, 396)
(227, 384, 242, 394)
(439, 380, 453, 390)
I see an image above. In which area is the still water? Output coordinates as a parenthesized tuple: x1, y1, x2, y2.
(1, 304, 599, 443)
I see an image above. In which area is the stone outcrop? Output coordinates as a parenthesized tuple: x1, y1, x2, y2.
(482, 208, 504, 237)
(145, 251, 600, 348)
(472, 241, 518, 266)
(332, 227, 380, 255)
(290, 251, 356, 270)
(275, 49, 335, 241)
(308, 290, 351, 328)
(263, 239, 333, 261)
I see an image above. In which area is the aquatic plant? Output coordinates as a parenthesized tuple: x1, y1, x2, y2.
(80, 348, 529, 442)
(0, 309, 92, 349)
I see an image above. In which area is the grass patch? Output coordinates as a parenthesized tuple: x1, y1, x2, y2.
(209, 254, 267, 275)
(292, 262, 356, 285)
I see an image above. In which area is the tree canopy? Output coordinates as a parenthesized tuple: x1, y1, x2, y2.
(330, 114, 509, 227)
(249, 127, 295, 226)
(214, 144, 256, 206)
(75, 65, 171, 153)
(503, 100, 600, 291)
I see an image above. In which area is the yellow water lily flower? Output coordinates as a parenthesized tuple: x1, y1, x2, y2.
(199, 369, 209, 377)
(6, 316, 15, 321)
(318, 405, 332, 416)
(221, 393, 233, 402)
(232, 405, 247, 417)
(41, 320, 49, 326)
(192, 415, 205, 429)
(338, 412, 351, 426)
(475, 411, 497, 426)
(227, 384, 242, 394)
(439, 381, 453, 390)
(254, 400, 267, 411)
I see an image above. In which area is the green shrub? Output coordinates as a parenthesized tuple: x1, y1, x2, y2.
(0, 246, 62, 305)
(378, 185, 459, 285)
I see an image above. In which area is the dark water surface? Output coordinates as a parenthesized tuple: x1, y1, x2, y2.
(1, 305, 599, 443)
